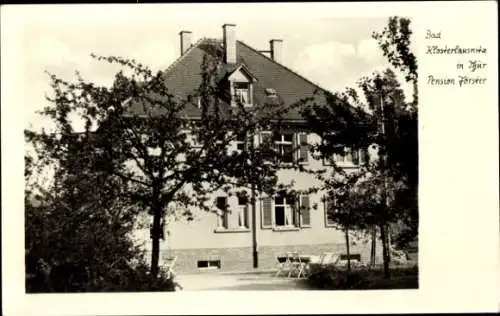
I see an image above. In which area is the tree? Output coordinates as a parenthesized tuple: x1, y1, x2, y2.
(372, 16, 418, 107)
(301, 65, 417, 278)
(24, 138, 167, 292)
(322, 167, 369, 272)
(372, 16, 419, 249)
(26, 52, 294, 279)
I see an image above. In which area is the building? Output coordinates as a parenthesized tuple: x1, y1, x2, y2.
(131, 24, 383, 273)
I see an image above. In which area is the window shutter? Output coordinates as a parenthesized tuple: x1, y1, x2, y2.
(298, 133, 308, 163)
(223, 204, 229, 228)
(245, 134, 253, 151)
(291, 198, 299, 227)
(260, 132, 273, 161)
(359, 148, 366, 164)
(292, 133, 298, 162)
(243, 205, 249, 228)
(352, 148, 359, 165)
(261, 197, 273, 228)
(300, 195, 311, 227)
(324, 196, 335, 227)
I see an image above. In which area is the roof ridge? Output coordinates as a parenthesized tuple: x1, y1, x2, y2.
(204, 37, 221, 42)
(163, 37, 207, 76)
(236, 40, 332, 95)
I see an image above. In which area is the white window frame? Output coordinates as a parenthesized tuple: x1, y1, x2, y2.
(324, 195, 337, 228)
(274, 194, 297, 228)
(322, 144, 361, 167)
(231, 82, 253, 107)
(274, 133, 294, 164)
(197, 260, 221, 270)
(334, 147, 353, 164)
(235, 134, 246, 153)
(237, 196, 249, 229)
(214, 195, 252, 232)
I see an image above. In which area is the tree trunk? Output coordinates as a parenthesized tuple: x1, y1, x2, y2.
(150, 209, 161, 277)
(380, 224, 391, 279)
(251, 183, 259, 268)
(344, 228, 351, 272)
(150, 188, 162, 277)
(412, 81, 418, 106)
(387, 223, 392, 262)
(370, 226, 377, 267)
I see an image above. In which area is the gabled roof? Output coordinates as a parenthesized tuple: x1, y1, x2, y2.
(124, 38, 329, 120)
(225, 63, 258, 82)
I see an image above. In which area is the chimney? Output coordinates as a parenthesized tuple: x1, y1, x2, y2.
(270, 39, 283, 64)
(179, 30, 192, 56)
(223, 24, 237, 64)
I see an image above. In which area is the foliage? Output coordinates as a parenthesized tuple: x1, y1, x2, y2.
(25, 51, 300, 278)
(371, 16, 419, 249)
(372, 16, 418, 107)
(300, 16, 419, 277)
(24, 157, 177, 292)
(372, 17, 417, 84)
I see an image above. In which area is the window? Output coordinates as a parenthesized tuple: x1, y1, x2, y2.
(236, 134, 246, 151)
(323, 144, 364, 166)
(260, 132, 308, 164)
(214, 195, 251, 231)
(197, 260, 221, 270)
(216, 197, 228, 229)
(261, 193, 311, 229)
(238, 196, 249, 228)
(340, 254, 361, 261)
(235, 133, 252, 152)
(233, 82, 251, 106)
(334, 147, 356, 164)
(273, 133, 294, 163)
(324, 195, 336, 227)
(274, 193, 297, 227)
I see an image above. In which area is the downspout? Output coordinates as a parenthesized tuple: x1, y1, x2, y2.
(251, 131, 259, 268)
(252, 183, 258, 268)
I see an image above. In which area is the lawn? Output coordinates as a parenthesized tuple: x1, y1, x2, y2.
(307, 264, 418, 290)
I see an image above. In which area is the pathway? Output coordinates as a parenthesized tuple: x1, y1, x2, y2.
(175, 271, 311, 291)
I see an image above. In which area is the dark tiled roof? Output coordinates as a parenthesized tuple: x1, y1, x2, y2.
(125, 38, 329, 120)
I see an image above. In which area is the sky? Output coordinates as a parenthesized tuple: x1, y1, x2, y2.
(20, 4, 414, 132)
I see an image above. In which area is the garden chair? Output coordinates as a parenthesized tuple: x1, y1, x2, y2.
(287, 252, 308, 279)
(317, 252, 340, 266)
(275, 254, 291, 277)
(162, 256, 177, 280)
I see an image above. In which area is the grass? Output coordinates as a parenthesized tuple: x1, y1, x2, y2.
(307, 264, 418, 290)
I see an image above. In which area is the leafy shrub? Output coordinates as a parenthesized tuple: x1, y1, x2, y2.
(307, 264, 418, 290)
(101, 262, 176, 292)
(25, 193, 176, 293)
(26, 258, 176, 292)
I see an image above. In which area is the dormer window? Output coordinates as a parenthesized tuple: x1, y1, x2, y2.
(227, 64, 257, 107)
(233, 82, 250, 105)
